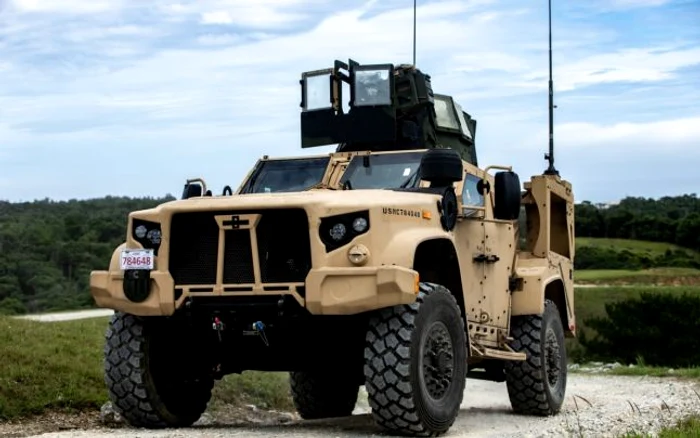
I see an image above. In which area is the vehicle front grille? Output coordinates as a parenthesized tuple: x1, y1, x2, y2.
(168, 208, 312, 288)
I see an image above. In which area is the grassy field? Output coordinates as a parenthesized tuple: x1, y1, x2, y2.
(0, 315, 293, 421)
(575, 267, 700, 285)
(577, 237, 700, 259)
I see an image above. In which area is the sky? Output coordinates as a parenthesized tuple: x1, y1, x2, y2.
(0, 0, 699, 204)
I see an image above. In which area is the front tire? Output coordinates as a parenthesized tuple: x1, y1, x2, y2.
(104, 312, 214, 428)
(363, 282, 467, 437)
(504, 299, 567, 416)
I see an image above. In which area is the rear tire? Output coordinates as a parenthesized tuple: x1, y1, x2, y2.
(364, 282, 467, 437)
(289, 371, 360, 419)
(104, 312, 214, 428)
(504, 299, 567, 416)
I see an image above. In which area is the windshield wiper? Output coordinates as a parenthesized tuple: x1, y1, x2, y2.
(399, 168, 420, 188)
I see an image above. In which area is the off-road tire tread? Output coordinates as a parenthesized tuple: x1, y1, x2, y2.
(363, 282, 466, 437)
(289, 371, 359, 419)
(104, 312, 213, 428)
(504, 299, 565, 416)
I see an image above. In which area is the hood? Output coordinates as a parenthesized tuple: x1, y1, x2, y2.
(132, 189, 442, 218)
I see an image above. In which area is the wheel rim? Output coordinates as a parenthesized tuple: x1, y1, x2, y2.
(421, 321, 455, 400)
(544, 327, 561, 389)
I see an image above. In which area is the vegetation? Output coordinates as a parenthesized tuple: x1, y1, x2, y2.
(574, 242, 700, 271)
(574, 195, 700, 270)
(621, 416, 700, 438)
(0, 196, 172, 314)
(575, 267, 700, 285)
(0, 316, 107, 420)
(607, 365, 700, 379)
(575, 194, 700, 252)
(580, 292, 700, 368)
(0, 315, 293, 421)
(567, 286, 699, 364)
(0, 193, 697, 315)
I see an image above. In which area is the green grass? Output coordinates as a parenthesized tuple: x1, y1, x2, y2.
(577, 237, 700, 258)
(0, 315, 293, 421)
(575, 268, 700, 285)
(0, 316, 109, 420)
(576, 267, 700, 281)
(607, 365, 700, 379)
(212, 372, 294, 412)
(620, 416, 700, 437)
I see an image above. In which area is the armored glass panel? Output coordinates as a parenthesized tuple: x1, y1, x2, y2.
(241, 157, 330, 193)
(454, 102, 474, 139)
(434, 96, 460, 130)
(354, 69, 392, 106)
(461, 173, 485, 217)
(305, 74, 332, 111)
(340, 152, 424, 189)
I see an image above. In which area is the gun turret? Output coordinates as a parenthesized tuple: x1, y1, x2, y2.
(299, 59, 478, 165)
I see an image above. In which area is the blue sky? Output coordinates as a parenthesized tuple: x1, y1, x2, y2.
(0, 0, 698, 203)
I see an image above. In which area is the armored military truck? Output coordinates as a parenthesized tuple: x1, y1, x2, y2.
(90, 59, 576, 437)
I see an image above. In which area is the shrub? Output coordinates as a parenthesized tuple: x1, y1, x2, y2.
(580, 292, 700, 368)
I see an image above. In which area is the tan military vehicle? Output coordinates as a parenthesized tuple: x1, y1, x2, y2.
(90, 59, 576, 437)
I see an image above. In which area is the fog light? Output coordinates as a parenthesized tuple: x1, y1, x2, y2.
(348, 244, 369, 266)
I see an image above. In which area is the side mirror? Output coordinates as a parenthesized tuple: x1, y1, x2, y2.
(494, 171, 521, 220)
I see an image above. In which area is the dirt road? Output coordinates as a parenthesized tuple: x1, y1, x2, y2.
(22, 374, 700, 438)
(15, 309, 114, 322)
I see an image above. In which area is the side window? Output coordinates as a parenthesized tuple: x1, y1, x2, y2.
(462, 174, 484, 214)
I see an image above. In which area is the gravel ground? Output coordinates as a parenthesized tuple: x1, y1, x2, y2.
(16, 374, 700, 438)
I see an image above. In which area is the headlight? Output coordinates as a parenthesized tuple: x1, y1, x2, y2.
(134, 225, 148, 239)
(319, 210, 370, 252)
(131, 219, 162, 255)
(352, 217, 368, 233)
(329, 223, 347, 241)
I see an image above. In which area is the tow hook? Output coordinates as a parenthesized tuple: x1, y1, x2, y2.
(243, 321, 270, 347)
(212, 316, 225, 342)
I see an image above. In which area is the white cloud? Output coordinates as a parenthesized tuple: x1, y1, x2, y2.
(549, 47, 700, 91)
(0, 0, 698, 203)
(9, 0, 122, 14)
(607, 0, 671, 8)
(558, 117, 700, 150)
(200, 11, 234, 24)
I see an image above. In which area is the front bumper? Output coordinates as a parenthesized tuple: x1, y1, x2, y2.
(90, 265, 420, 317)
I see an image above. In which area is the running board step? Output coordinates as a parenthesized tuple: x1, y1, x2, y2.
(471, 345, 527, 361)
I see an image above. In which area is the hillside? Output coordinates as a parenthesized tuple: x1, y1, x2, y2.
(577, 237, 700, 259)
(0, 197, 173, 314)
(0, 193, 698, 314)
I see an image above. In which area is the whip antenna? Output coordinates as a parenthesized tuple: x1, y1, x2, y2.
(544, 0, 559, 176)
(413, 0, 417, 66)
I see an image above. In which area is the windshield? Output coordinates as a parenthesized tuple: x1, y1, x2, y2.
(339, 152, 424, 189)
(241, 157, 330, 193)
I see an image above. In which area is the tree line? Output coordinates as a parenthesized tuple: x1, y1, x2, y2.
(575, 194, 700, 252)
(0, 196, 174, 314)
(0, 193, 698, 314)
